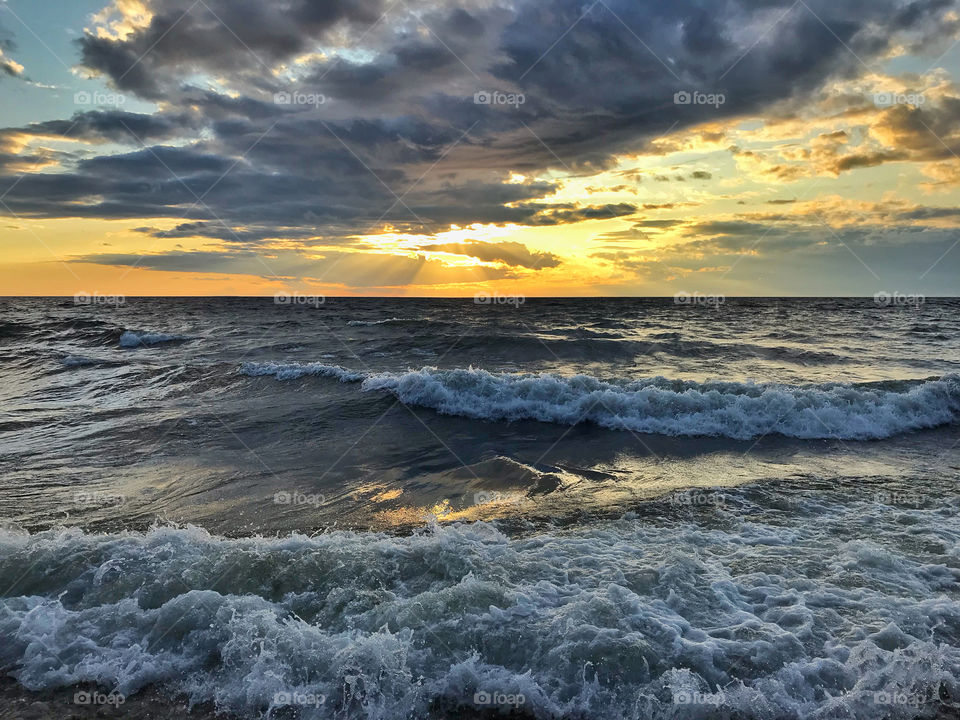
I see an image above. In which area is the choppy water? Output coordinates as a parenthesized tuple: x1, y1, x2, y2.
(1, 297, 958, 719)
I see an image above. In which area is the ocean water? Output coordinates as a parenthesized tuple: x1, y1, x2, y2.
(0, 297, 958, 719)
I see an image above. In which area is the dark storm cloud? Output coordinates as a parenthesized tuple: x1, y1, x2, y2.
(133, 222, 326, 243)
(828, 150, 909, 173)
(78, 0, 386, 98)
(687, 221, 773, 237)
(71, 248, 518, 286)
(529, 203, 638, 224)
(8, 110, 200, 145)
(0, 0, 956, 261)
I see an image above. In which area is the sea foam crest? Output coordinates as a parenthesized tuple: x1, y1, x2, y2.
(241, 361, 365, 382)
(0, 502, 957, 720)
(240, 363, 960, 440)
(346, 317, 423, 327)
(119, 331, 191, 348)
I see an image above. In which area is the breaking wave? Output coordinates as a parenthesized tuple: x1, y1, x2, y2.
(0, 486, 957, 720)
(119, 331, 192, 348)
(240, 363, 960, 440)
(347, 317, 428, 327)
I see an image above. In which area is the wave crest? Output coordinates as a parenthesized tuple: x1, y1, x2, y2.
(240, 363, 960, 440)
(0, 507, 957, 720)
(119, 331, 192, 348)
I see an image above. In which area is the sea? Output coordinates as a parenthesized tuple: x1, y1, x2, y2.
(0, 296, 958, 719)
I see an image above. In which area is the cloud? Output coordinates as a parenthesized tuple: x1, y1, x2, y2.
(8, 110, 201, 145)
(0, 0, 957, 292)
(0, 21, 24, 79)
(686, 220, 772, 237)
(415, 240, 562, 268)
(72, 247, 519, 287)
(77, 0, 387, 98)
(0, 49, 24, 78)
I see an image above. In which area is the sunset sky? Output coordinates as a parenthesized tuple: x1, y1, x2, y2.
(1, 0, 959, 296)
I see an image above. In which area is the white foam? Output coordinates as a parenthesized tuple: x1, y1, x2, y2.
(240, 361, 364, 382)
(240, 363, 960, 440)
(0, 491, 957, 720)
(119, 331, 191, 348)
(347, 317, 423, 326)
(61, 355, 97, 367)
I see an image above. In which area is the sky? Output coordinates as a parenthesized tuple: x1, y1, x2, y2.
(0, 0, 959, 296)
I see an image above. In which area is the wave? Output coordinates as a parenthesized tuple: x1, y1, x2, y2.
(61, 354, 99, 367)
(119, 331, 192, 348)
(0, 497, 956, 720)
(347, 317, 426, 327)
(241, 361, 365, 382)
(378, 333, 854, 365)
(0, 321, 31, 340)
(240, 363, 960, 440)
(56, 354, 127, 371)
